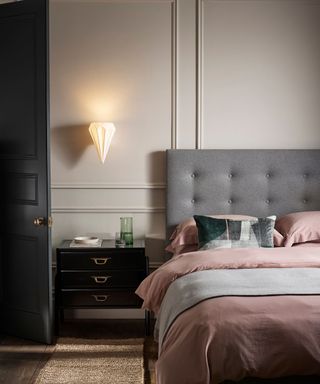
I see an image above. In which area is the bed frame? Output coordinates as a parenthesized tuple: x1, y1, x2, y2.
(166, 149, 320, 241)
(165, 149, 320, 382)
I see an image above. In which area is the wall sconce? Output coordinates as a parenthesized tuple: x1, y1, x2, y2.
(89, 122, 116, 163)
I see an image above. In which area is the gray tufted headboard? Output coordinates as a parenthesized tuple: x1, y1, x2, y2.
(166, 149, 320, 241)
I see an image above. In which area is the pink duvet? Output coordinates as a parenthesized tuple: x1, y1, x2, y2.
(136, 247, 320, 383)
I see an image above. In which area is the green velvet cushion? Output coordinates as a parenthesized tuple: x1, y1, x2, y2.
(194, 215, 275, 250)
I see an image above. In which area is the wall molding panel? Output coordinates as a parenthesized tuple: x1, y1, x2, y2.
(51, 183, 166, 190)
(52, 207, 165, 214)
(196, 0, 204, 149)
(198, 0, 320, 150)
(51, 0, 175, 3)
(50, 0, 175, 268)
(171, 0, 177, 149)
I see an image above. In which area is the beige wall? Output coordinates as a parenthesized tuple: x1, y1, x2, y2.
(50, 0, 173, 267)
(200, 0, 320, 149)
(51, 0, 320, 268)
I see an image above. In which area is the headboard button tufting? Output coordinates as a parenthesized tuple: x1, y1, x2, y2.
(166, 149, 320, 249)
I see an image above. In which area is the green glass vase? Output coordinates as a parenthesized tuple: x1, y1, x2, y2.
(120, 217, 133, 246)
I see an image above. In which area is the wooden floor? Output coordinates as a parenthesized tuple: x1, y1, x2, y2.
(0, 319, 157, 384)
(1, 321, 319, 384)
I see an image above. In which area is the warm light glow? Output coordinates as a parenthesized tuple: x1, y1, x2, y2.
(89, 122, 116, 163)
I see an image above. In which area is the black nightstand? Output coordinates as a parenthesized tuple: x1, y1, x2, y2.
(55, 239, 150, 335)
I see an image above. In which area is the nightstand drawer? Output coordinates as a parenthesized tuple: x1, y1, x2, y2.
(61, 290, 142, 307)
(60, 252, 145, 270)
(60, 270, 145, 288)
(55, 240, 149, 336)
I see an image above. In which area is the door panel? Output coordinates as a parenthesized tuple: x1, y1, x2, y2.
(5, 173, 38, 204)
(0, 14, 37, 157)
(4, 235, 39, 313)
(0, 0, 52, 344)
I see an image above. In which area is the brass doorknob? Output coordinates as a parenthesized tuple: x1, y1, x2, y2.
(33, 217, 46, 226)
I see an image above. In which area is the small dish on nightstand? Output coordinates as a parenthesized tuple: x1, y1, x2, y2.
(74, 236, 99, 245)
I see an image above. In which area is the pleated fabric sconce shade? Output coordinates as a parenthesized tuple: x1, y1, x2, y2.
(89, 122, 116, 163)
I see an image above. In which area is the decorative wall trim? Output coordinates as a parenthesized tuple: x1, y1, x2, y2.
(171, 0, 178, 149)
(196, 0, 204, 149)
(51, 0, 175, 3)
(52, 207, 165, 213)
(51, 183, 166, 190)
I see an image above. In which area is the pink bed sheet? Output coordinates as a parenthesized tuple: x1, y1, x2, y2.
(136, 247, 320, 383)
(158, 296, 320, 383)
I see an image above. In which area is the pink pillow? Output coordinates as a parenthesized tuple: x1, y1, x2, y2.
(166, 214, 283, 254)
(165, 243, 198, 255)
(273, 229, 284, 247)
(275, 211, 320, 247)
(293, 240, 320, 248)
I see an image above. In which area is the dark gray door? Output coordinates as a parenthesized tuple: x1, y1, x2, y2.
(0, 0, 52, 344)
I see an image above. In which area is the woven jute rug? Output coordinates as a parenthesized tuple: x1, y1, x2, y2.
(35, 338, 144, 384)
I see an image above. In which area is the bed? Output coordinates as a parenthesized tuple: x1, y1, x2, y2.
(137, 149, 320, 383)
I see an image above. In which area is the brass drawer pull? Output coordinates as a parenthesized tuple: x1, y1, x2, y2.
(90, 257, 111, 265)
(92, 294, 109, 302)
(91, 275, 111, 284)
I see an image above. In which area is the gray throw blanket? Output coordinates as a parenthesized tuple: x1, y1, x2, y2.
(155, 268, 320, 351)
